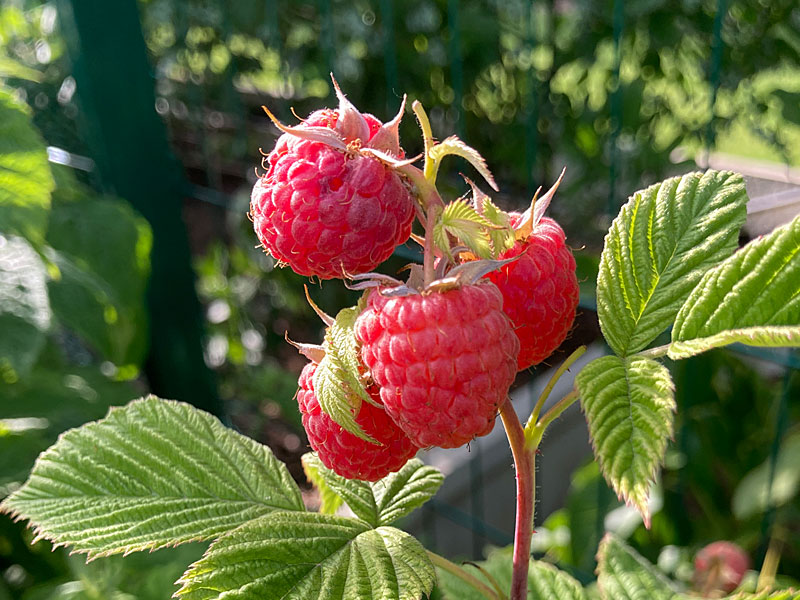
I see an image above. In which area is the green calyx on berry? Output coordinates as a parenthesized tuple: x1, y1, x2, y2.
(286, 289, 383, 443)
(510, 166, 566, 241)
(346, 255, 517, 298)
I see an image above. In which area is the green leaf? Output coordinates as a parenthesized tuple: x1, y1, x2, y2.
(437, 546, 586, 600)
(176, 512, 435, 600)
(0, 396, 304, 558)
(732, 432, 800, 519)
(596, 534, 678, 600)
(301, 453, 344, 515)
(301, 453, 443, 527)
(0, 87, 54, 243)
(371, 458, 443, 526)
(576, 356, 675, 523)
(46, 192, 152, 367)
(724, 591, 800, 600)
(528, 561, 588, 600)
(0, 235, 50, 381)
(313, 306, 377, 443)
(597, 170, 747, 356)
(429, 135, 498, 191)
(669, 213, 800, 360)
(433, 199, 497, 260)
(566, 462, 622, 574)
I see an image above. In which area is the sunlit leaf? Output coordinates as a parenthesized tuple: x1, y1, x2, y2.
(669, 213, 800, 359)
(0, 235, 50, 380)
(433, 199, 495, 259)
(0, 87, 53, 243)
(302, 453, 443, 526)
(597, 170, 747, 356)
(576, 356, 675, 524)
(1, 397, 304, 559)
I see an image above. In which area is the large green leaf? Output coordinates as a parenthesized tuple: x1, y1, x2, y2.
(596, 534, 677, 600)
(46, 192, 152, 367)
(0, 87, 53, 243)
(576, 356, 675, 523)
(313, 305, 377, 443)
(176, 512, 435, 600)
(669, 213, 800, 359)
(0, 235, 50, 380)
(732, 432, 800, 519)
(301, 453, 443, 526)
(0, 397, 304, 558)
(597, 170, 747, 356)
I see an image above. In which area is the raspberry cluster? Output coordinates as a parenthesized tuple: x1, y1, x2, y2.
(254, 83, 578, 481)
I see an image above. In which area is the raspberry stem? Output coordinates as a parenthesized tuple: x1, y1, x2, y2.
(528, 389, 581, 450)
(499, 399, 535, 600)
(424, 202, 437, 286)
(412, 100, 438, 184)
(527, 345, 586, 430)
(426, 551, 503, 600)
(636, 342, 671, 359)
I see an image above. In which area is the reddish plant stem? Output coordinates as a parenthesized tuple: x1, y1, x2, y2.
(499, 399, 535, 600)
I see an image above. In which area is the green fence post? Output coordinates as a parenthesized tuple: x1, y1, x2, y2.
(57, 0, 220, 415)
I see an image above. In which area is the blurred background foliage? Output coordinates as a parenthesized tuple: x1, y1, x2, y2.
(0, 0, 799, 597)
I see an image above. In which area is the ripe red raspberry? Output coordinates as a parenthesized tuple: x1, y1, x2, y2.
(355, 282, 519, 449)
(297, 362, 419, 481)
(487, 213, 579, 370)
(250, 88, 416, 280)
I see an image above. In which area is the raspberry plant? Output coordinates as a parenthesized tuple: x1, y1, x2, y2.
(3, 82, 800, 600)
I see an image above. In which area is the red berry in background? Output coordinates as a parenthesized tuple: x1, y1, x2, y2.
(250, 82, 416, 280)
(297, 362, 419, 481)
(693, 541, 750, 596)
(487, 213, 579, 370)
(355, 281, 519, 449)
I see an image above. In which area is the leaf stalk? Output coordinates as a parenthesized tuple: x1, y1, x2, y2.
(527, 345, 586, 429)
(427, 550, 503, 600)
